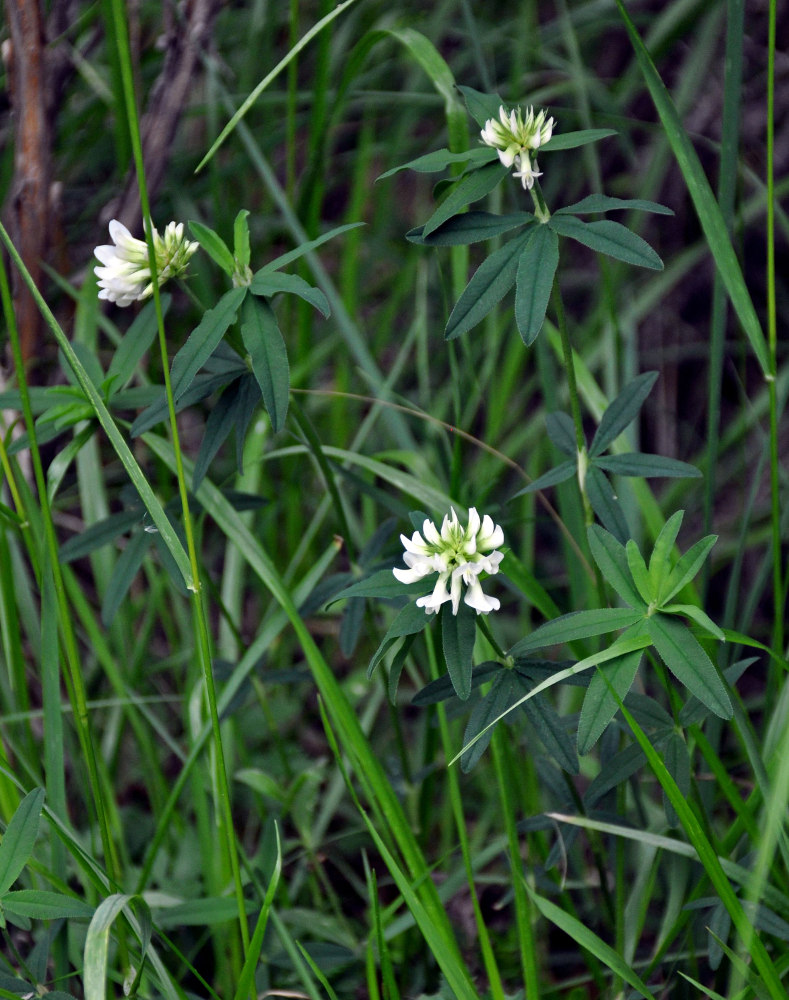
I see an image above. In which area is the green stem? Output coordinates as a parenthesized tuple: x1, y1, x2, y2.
(107, 0, 250, 967)
(765, 0, 783, 659)
(0, 260, 123, 890)
(551, 281, 598, 536)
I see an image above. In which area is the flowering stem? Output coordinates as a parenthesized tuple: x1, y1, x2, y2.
(529, 181, 551, 223)
(477, 614, 506, 660)
(108, 0, 250, 970)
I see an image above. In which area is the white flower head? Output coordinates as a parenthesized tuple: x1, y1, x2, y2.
(480, 104, 555, 186)
(94, 219, 199, 307)
(393, 507, 504, 616)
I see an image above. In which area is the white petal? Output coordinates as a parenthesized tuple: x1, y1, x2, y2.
(464, 576, 500, 615)
(416, 573, 451, 614)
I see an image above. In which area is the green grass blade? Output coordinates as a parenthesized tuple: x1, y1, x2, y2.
(615, 0, 770, 374)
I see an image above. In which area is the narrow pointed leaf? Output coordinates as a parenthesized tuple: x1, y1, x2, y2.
(461, 673, 515, 770)
(240, 296, 289, 432)
(442, 601, 477, 701)
(663, 731, 690, 827)
(662, 604, 725, 641)
(101, 530, 151, 626)
(556, 194, 673, 216)
(368, 601, 427, 676)
(188, 221, 235, 276)
(330, 568, 422, 603)
(546, 411, 578, 455)
(594, 453, 700, 478)
(445, 228, 532, 340)
(585, 465, 629, 543)
(457, 85, 506, 128)
(515, 224, 559, 345)
(585, 743, 648, 806)
(106, 295, 170, 388)
(406, 210, 532, 246)
(578, 647, 643, 754)
(626, 540, 655, 604)
(661, 534, 718, 604)
(509, 607, 643, 658)
(2, 890, 94, 920)
(587, 525, 645, 609)
(512, 459, 576, 495)
(519, 684, 579, 773)
(549, 215, 663, 269)
(378, 147, 495, 181)
(527, 886, 658, 1000)
(423, 160, 508, 237)
(539, 128, 618, 151)
(590, 371, 658, 456)
(170, 287, 247, 401)
(192, 380, 243, 491)
(233, 210, 251, 271)
(250, 271, 330, 318)
(0, 789, 45, 894)
(647, 614, 732, 718)
(647, 510, 685, 597)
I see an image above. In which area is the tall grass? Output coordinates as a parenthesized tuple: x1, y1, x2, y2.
(0, 2, 785, 998)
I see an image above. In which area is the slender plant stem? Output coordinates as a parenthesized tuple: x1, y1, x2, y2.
(106, 0, 250, 966)
(765, 0, 783, 659)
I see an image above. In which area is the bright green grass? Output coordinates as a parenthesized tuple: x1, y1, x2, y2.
(0, 1, 785, 998)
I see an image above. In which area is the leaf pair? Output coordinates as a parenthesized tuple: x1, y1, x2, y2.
(516, 371, 700, 542)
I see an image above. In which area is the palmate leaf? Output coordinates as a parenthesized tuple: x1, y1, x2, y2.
(647, 613, 732, 719)
(422, 160, 508, 237)
(626, 540, 654, 604)
(515, 224, 559, 345)
(549, 215, 663, 270)
(442, 601, 477, 701)
(406, 210, 532, 246)
(516, 674, 579, 774)
(445, 228, 534, 340)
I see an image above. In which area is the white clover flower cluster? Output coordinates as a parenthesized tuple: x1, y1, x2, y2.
(480, 105, 555, 190)
(94, 220, 199, 307)
(394, 508, 504, 616)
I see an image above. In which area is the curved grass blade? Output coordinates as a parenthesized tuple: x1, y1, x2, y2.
(615, 0, 769, 374)
(196, 0, 361, 172)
